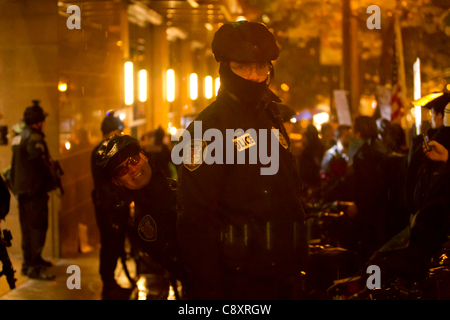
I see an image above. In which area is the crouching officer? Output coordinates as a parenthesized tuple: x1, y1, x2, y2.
(90, 112, 131, 300)
(94, 134, 189, 298)
(175, 21, 309, 300)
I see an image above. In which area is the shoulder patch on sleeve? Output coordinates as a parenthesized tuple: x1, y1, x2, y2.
(138, 215, 157, 242)
(272, 126, 289, 149)
(183, 139, 208, 171)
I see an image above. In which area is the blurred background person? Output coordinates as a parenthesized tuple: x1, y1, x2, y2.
(298, 124, 325, 200)
(320, 122, 336, 151)
(346, 115, 389, 261)
(374, 118, 410, 240)
(320, 124, 352, 202)
(140, 125, 175, 179)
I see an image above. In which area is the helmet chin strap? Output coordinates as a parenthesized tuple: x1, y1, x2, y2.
(113, 177, 123, 187)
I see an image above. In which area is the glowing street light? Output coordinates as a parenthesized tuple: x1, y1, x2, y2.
(205, 76, 213, 99)
(138, 69, 147, 102)
(313, 112, 329, 126)
(124, 62, 134, 105)
(190, 73, 198, 100)
(167, 69, 175, 102)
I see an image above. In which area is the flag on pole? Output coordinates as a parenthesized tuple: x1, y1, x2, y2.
(391, 82, 403, 122)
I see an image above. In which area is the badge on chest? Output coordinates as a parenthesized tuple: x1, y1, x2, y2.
(233, 132, 256, 152)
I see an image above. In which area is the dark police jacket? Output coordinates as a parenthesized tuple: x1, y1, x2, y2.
(10, 126, 54, 196)
(131, 167, 188, 283)
(176, 89, 309, 299)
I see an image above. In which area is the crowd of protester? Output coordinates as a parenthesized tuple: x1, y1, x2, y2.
(291, 93, 450, 261)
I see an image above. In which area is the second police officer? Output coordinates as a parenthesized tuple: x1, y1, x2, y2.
(176, 21, 309, 300)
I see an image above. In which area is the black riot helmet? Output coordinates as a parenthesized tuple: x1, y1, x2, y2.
(23, 100, 48, 125)
(95, 134, 141, 179)
(212, 21, 279, 63)
(101, 111, 125, 135)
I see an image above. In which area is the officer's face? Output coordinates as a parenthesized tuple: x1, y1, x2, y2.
(431, 109, 444, 129)
(230, 61, 270, 82)
(339, 129, 351, 148)
(112, 152, 152, 190)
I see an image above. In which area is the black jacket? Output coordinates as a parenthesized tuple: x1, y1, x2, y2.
(10, 126, 54, 195)
(131, 168, 187, 283)
(412, 127, 450, 213)
(176, 89, 309, 299)
(406, 126, 450, 214)
(0, 175, 10, 220)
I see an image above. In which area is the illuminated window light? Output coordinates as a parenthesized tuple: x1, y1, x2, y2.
(205, 76, 213, 99)
(138, 69, 147, 102)
(281, 83, 289, 92)
(215, 77, 220, 96)
(186, 0, 199, 8)
(124, 62, 134, 105)
(167, 69, 175, 102)
(58, 82, 67, 92)
(190, 73, 198, 100)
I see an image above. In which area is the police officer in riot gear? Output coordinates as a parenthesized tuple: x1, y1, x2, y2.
(94, 134, 189, 298)
(10, 100, 56, 280)
(176, 21, 309, 300)
(90, 112, 133, 300)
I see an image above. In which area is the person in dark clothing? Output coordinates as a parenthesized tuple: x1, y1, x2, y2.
(320, 125, 352, 202)
(299, 124, 325, 199)
(140, 126, 174, 179)
(10, 100, 55, 280)
(374, 118, 410, 240)
(94, 134, 189, 298)
(90, 112, 132, 300)
(174, 21, 308, 300)
(412, 99, 450, 215)
(347, 116, 389, 261)
(321, 122, 336, 151)
(0, 175, 10, 220)
(406, 92, 450, 216)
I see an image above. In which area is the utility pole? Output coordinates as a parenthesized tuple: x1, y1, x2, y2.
(342, 0, 360, 119)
